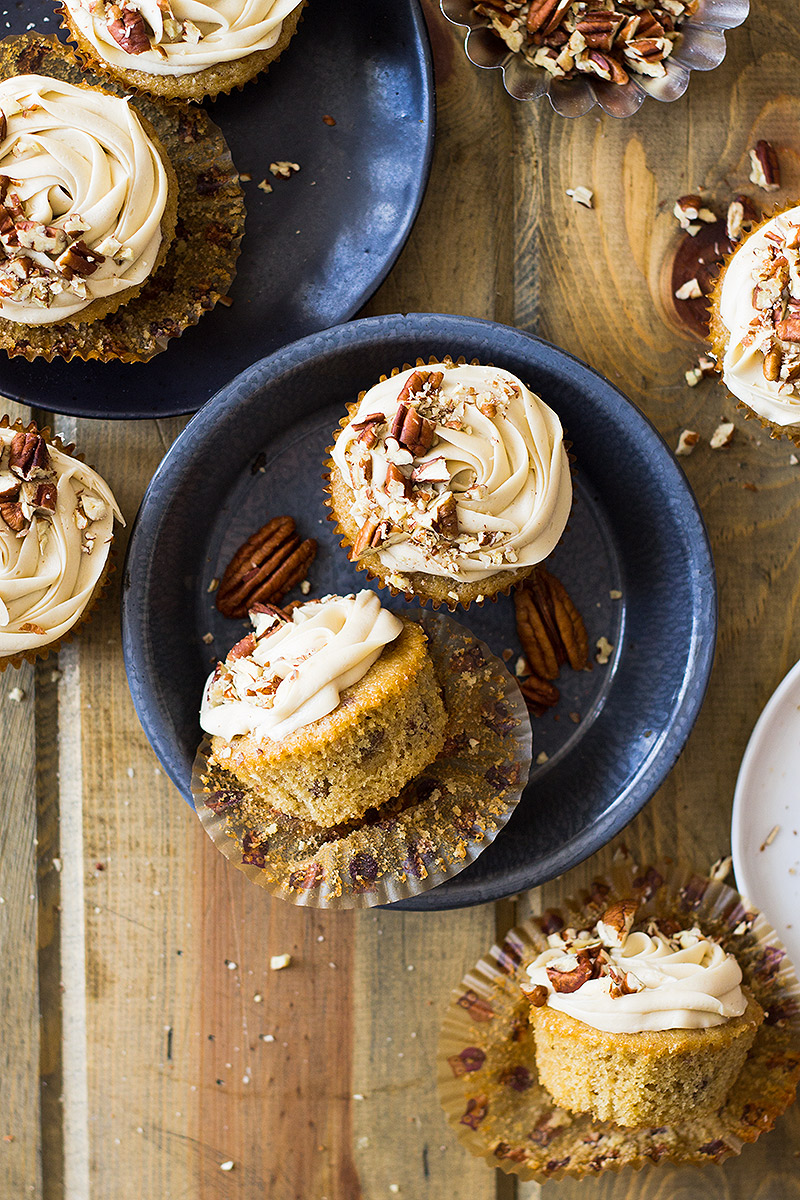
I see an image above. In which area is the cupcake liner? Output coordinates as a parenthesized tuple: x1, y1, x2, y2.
(191, 609, 532, 908)
(59, 1, 307, 105)
(438, 852, 800, 1180)
(0, 35, 244, 364)
(707, 201, 800, 448)
(324, 355, 575, 612)
(0, 416, 119, 671)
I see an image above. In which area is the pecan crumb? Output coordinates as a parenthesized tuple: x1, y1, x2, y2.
(595, 635, 613, 665)
(675, 429, 700, 456)
(710, 421, 735, 449)
(566, 186, 593, 209)
(270, 161, 300, 179)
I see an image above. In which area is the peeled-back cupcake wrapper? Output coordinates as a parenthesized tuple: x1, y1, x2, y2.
(0, 34, 244, 364)
(192, 610, 532, 909)
(0, 415, 117, 671)
(323, 356, 576, 612)
(438, 854, 800, 1181)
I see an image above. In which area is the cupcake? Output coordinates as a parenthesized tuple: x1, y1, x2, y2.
(328, 360, 573, 609)
(61, 0, 307, 103)
(521, 897, 764, 1127)
(200, 590, 447, 827)
(709, 204, 800, 444)
(0, 417, 123, 669)
(0, 35, 244, 363)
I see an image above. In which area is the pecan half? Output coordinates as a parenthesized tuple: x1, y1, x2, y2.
(515, 566, 589, 682)
(763, 346, 783, 381)
(390, 403, 437, 457)
(215, 516, 317, 619)
(519, 674, 559, 717)
(107, 6, 152, 55)
(395, 368, 443, 408)
(351, 412, 384, 449)
(353, 516, 384, 557)
(575, 10, 624, 50)
(9, 430, 50, 480)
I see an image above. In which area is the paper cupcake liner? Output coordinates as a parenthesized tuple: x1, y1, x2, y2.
(59, 1, 307, 104)
(707, 201, 800, 448)
(0, 416, 119, 671)
(192, 609, 532, 909)
(438, 852, 800, 1181)
(0, 35, 244, 364)
(323, 355, 576, 612)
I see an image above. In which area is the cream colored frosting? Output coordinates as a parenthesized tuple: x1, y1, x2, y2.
(64, 0, 304, 77)
(526, 917, 747, 1034)
(0, 427, 122, 657)
(719, 206, 800, 427)
(0, 75, 168, 325)
(331, 363, 572, 584)
(200, 591, 403, 742)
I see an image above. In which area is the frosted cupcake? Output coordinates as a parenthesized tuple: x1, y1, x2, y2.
(61, 0, 307, 103)
(0, 71, 177, 341)
(709, 205, 800, 444)
(328, 361, 573, 609)
(521, 898, 764, 1128)
(200, 591, 447, 827)
(0, 418, 123, 669)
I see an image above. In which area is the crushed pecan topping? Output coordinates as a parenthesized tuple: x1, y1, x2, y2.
(546, 949, 601, 993)
(514, 566, 588, 716)
(0, 499, 26, 532)
(469, 0, 698, 85)
(9, 431, 50, 480)
(749, 140, 780, 192)
(215, 516, 317, 619)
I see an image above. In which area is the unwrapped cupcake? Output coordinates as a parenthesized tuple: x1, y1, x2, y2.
(521, 897, 763, 1127)
(0, 418, 122, 668)
(201, 590, 447, 826)
(709, 204, 800, 444)
(61, 0, 307, 103)
(328, 361, 573, 609)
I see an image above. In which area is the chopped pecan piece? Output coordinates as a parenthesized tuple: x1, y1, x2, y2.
(546, 952, 594, 993)
(776, 316, 800, 343)
(215, 516, 317, 619)
(528, 984, 549, 1007)
(56, 240, 104, 279)
(390, 403, 437, 457)
(22, 480, 57, 513)
(107, 6, 152, 55)
(598, 898, 638, 942)
(749, 140, 780, 192)
(9, 430, 50, 480)
(226, 633, 257, 662)
(432, 493, 459, 540)
(384, 461, 411, 498)
(0, 500, 26, 531)
(351, 412, 384, 449)
(352, 516, 384, 557)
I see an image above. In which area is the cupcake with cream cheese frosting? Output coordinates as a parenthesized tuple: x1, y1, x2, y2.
(709, 204, 800, 444)
(61, 0, 307, 103)
(328, 360, 573, 609)
(0, 417, 123, 669)
(521, 898, 764, 1128)
(0, 34, 244, 363)
(201, 590, 448, 827)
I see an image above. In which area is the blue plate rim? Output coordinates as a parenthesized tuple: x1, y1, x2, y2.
(121, 311, 717, 908)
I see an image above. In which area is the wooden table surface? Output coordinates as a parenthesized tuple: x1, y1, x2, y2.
(3, 2, 800, 1197)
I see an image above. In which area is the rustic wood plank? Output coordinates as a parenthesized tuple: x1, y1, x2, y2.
(0, 397, 42, 1199)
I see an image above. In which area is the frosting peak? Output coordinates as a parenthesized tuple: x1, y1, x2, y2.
(331, 363, 572, 584)
(200, 591, 404, 742)
(524, 901, 747, 1034)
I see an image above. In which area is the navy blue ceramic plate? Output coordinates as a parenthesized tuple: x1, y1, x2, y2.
(0, 1, 433, 419)
(121, 313, 717, 909)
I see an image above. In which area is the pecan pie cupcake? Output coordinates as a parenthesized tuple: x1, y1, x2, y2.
(328, 361, 573, 609)
(709, 203, 800, 444)
(201, 590, 447, 826)
(521, 898, 764, 1128)
(61, 0, 307, 103)
(0, 417, 123, 669)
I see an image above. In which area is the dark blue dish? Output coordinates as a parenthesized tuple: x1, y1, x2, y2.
(121, 313, 717, 910)
(0, 0, 433, 419)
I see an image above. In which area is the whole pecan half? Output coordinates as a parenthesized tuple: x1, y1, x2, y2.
(9, 430, 50, 480)
(215, 516, 316, 619)
(107, 6, 152, 55)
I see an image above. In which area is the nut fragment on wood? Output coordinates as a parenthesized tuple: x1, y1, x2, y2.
(675, 429, 699, 456)
(749, 141, 780, 192)
(566, 186, 593, 209)
(216, 516, 317, 619)
(709, 421, 735, 449)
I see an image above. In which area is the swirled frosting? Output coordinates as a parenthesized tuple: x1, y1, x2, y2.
(331, 363, 572, 585)
(0, 75, 169, 325)
(524, 903, 747, 1034)
(0, 426, 123, 657)
(718, 206, 800, 427)
(64, 0, 304, 77)
(201, 591, 404, 742)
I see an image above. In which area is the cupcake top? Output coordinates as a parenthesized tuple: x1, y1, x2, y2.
(0, 74, 169, 325)
(200, 590, 403, 742)
(63, 0, 304, 78)
(523, 899, 747, 1034)
(0, 424, 122, 658)
(718, 206, 800, 428)
(331, 363, 572, 584)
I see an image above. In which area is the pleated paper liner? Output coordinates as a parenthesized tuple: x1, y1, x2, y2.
(59, 1, 307, 105)
(707, 202, 800, 448)
(439, 854, 800, 1181)
(0, 415, 121, 671)
(323, 356, 577, 612)
(0, 35, 244, 363)
(192, 609, 532, 908)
